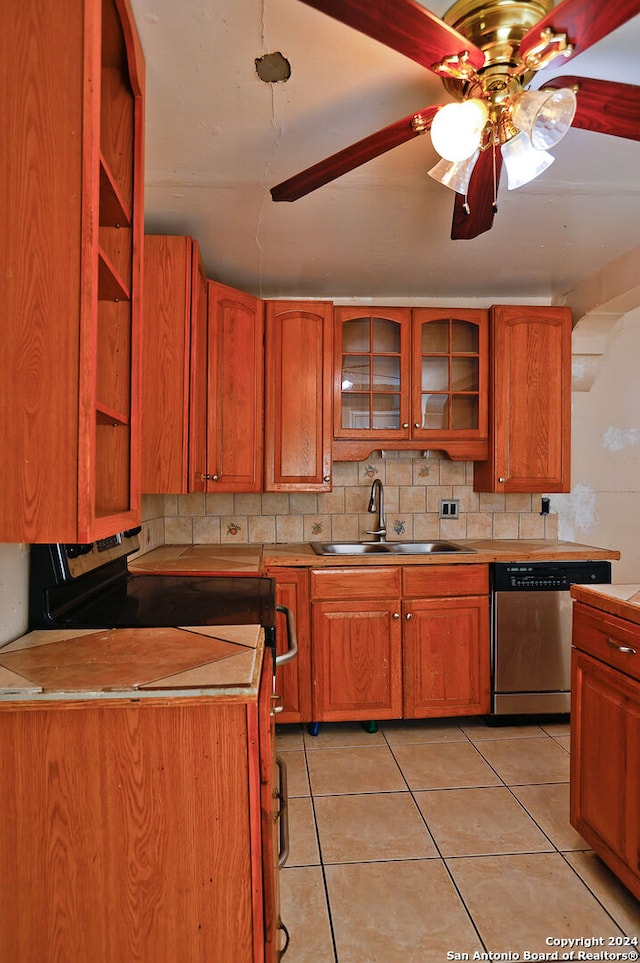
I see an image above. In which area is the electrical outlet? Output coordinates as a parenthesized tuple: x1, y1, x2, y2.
(439, 499, 459, 519)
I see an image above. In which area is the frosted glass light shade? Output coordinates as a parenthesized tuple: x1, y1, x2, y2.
(430, 100, 488, 162)
(501, 133, 555, 189)
(428, 151, 479, 193)
(511, 87, 577, 150)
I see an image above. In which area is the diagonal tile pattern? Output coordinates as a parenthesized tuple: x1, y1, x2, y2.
(277, 719, 640, 962)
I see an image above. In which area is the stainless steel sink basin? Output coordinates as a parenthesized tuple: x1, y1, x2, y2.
(310, 540, 474, 556)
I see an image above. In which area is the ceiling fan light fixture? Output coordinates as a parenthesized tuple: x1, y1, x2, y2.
(511, 86, 577, 150)
(428, 151, 479, 193)
(501, 132, 554, 189)
(430, 99, 488, 162)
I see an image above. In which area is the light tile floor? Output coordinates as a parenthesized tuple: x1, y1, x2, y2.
(276, 718, 640, 963)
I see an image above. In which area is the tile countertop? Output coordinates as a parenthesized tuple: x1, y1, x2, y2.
(0, 625, 265, 703)
(571, 583, 640, 627)
(129, 540, 620, 575)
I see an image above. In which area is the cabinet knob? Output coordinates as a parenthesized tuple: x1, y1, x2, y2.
(402, 423, 409, 429)
(406, 612, 413, 620)
(499, 477, 505, 483)
(414, 423, 420, 429)
(203, 474, 219, 481)
(393, 612, 400, 620)
(323, 476, 331, 483)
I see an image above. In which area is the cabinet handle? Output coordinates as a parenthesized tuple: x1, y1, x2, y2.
(606, 637, 637, 656)
(203, 474, 219, 481)
(414, 423, 420, 429)
(275, 605, 298, 667)
(499, 477, 505, 483)
(402, 423, 409, 429)
(323, 475, 331, 483)
(271, 693, 284, 716)
(393, 612, 400, 620)
(406, 612, 413, 620)
(275, 755, 290, 869)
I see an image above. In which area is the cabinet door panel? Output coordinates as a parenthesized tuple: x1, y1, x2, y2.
(403, 596, 490, 718)
(474, 305, 571, 493)
(571, 649, 640, 896)
(264, 301, 332, 490)
(312, 600, 403, 721)
(207, 281, 263, 492)
(268, 568, 312, 723)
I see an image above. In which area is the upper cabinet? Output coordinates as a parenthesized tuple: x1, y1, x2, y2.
(206, 281, 264, 492)
(333, 307, 488, 461)
(474, 305, 572, 493)
(264, 301, 333, 491)
(1, 0, 145, 542)
(141, 236, 207, 494)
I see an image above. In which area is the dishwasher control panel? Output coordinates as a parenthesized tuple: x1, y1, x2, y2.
(493, 560, 612, 591)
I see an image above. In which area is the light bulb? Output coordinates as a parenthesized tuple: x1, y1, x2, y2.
(430, 99, 488, 162)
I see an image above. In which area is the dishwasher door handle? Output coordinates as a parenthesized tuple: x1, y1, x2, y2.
(275, 604, 298, 667)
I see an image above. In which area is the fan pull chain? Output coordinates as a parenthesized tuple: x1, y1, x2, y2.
(492, 138, 498, 214)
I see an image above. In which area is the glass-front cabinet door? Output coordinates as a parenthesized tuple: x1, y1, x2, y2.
(334, 306, 488, 460)
(334, 307, 410, 439)
(412, 308, 487, 443)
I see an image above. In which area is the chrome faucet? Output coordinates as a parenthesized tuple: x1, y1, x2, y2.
(366, 478, 386, 542)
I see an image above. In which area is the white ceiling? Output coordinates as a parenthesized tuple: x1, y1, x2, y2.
(132, 0, 640, 303)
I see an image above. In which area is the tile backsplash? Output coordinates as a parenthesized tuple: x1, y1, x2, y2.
(140, 452, 558, 547)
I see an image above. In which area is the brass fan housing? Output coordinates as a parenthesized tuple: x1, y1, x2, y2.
(441, 0, 553, 96)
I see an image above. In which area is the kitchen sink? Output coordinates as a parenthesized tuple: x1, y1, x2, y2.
(310, 540, 474, 556)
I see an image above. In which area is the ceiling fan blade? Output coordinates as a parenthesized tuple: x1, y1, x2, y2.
(543, 75, 640, 141)
(296, 0, 485, 73)
(450, 147, 503, 241)
(519, 0, 640, 67)
(271, 107, 440, 202)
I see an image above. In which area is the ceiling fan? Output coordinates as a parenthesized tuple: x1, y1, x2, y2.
(270, 0, 640, 239)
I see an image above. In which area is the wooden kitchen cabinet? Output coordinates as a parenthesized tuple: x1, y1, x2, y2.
(141, 235, 208, 493)
(207, 281, 264, 492)
(310, 564, 489, 722)
(474, 304, 572, 493)
(571, 601, 640, 901)
(1, 0, 145, 542)
(264, 300, 333, 491)
(402, 565, 490, 718)
(268, 567, 313, 723)
(333, 307, 488, 462)
(311, 567, 404, 722)
(0, 656, 284, 962)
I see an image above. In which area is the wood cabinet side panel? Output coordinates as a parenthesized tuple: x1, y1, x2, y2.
(188, 243, 208, 491)
(0, 702, 256, 963)
(141, 235, 191, 493)
(1, 0, 85, 540)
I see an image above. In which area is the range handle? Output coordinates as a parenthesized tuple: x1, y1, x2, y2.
(275, 604, 298, 667)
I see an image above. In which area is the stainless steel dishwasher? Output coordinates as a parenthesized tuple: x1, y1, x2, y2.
(492, 560, 612, 716)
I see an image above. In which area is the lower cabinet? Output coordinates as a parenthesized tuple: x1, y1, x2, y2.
(0, 656, 283, 963)
(310, 564, 490, 722)
(571, 602, 640, 901)
(268, 567, 313, 724)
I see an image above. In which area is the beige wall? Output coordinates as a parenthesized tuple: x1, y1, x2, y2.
(0, 544, 29, 645)
(554, 305, 640, 583)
